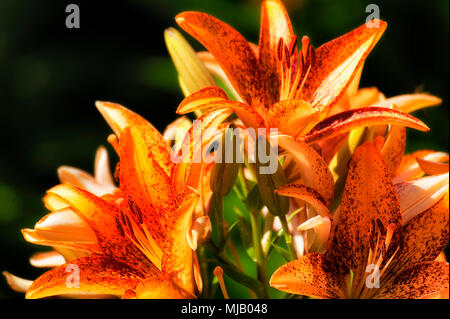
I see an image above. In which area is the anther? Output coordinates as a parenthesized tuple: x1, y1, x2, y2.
(277, 38, 284, 61)
(213, 266, 229, 299)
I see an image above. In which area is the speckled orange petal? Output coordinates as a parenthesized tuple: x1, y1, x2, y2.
(177, 86, 229, 114)
(303, 21, 387, 111)
(135, 277, 195, 299)
(258, 0, 295, 106)
(333, 142, 401, 275)
(416, 157, 449, 175)
(399, 191, 449, 265)
(96, 101, 173, 176)
(379, 125, 406, 177)
(119, 126, 175, 227)
(302, 107, 429, 144)
(276, 184, 330, 217)
(178, 87, 264, 129)
(176, 12, 263, 108)
(377, 261, 449, 299)
(270, 253, 342, 298)
(162, 193, 199, 295)
(394, 151, 449, 184)
(47, 184, 151, 270)
(25, 255, 148, 299)
(276, 135, 334, 206)
(267, 100, 323, 138)
(172, 107, 233, 199)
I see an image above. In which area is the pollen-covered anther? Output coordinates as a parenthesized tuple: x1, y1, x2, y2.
(213, 266, 229, 299)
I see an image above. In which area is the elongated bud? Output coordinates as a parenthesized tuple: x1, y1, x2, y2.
(255, 135, 289, 216)
(164, 27, 216, 97)
(210, 126, 241, 196)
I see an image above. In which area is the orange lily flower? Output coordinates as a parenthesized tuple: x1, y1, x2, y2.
(174, 0, 429, 147)
(3, 146, 117, 294)
(8, 101, 232, 299)
(270, 142, 449, 299)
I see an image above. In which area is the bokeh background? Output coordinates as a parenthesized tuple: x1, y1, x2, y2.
(0, 0, 448, 298)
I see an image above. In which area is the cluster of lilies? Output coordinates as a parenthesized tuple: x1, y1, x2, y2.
(4, 0, 448, 299)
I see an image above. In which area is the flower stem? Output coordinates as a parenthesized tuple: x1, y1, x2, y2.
(279, 215, 296, 261)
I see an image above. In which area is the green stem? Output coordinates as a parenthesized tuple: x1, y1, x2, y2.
(249, 210, 269, 298)
(214, 194, 226, 248)
(279, 214, 296, 261)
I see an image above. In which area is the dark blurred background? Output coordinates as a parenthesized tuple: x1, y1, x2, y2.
(0, 0, 448, 298)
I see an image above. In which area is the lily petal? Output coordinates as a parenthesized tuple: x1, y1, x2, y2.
(276, 135, 334, 206)
(302, 107, 429, 144)
(399, 191, 449, 265)
(25, 255, 148, 299)
(178, 87, 264, 129)
(376, 93, 442, 114)
(416, 157, 449, 175)
(267, 99, 323, 138)
(176, 12, 263, 108)
(332, 142, 401, 276)
(276, 184, 330, 217)
(162, 192, 199, 295)
(396, 173, 449, 224)
(96, 101, 173, 176)
(135, 277, 195, 299)
(172, 107, 233, 198)
(303, 20, 387, 111)
(29, 251, 66, 268)
(394, 151, 449, 184)
(3, 272, 33, 293)
(379, 125, 406, 177)
(258, 0, 295, 106)
(47, 184, 151, 270)
(270, 253, 342, 298)
(377, 261, 449, 299)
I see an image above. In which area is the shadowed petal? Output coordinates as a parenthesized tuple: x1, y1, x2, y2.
(277, 135, 334, 206)
(270, 253, 342, 298)
(276, 183, 330, 217)
(176, 12, 263, 108)
(302, 107, 429, 144)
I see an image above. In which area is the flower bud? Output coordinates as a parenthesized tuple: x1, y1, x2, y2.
(210, 127, 241, 196)
(164, 27, 216, 98)
(255, 135, 289, 216)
